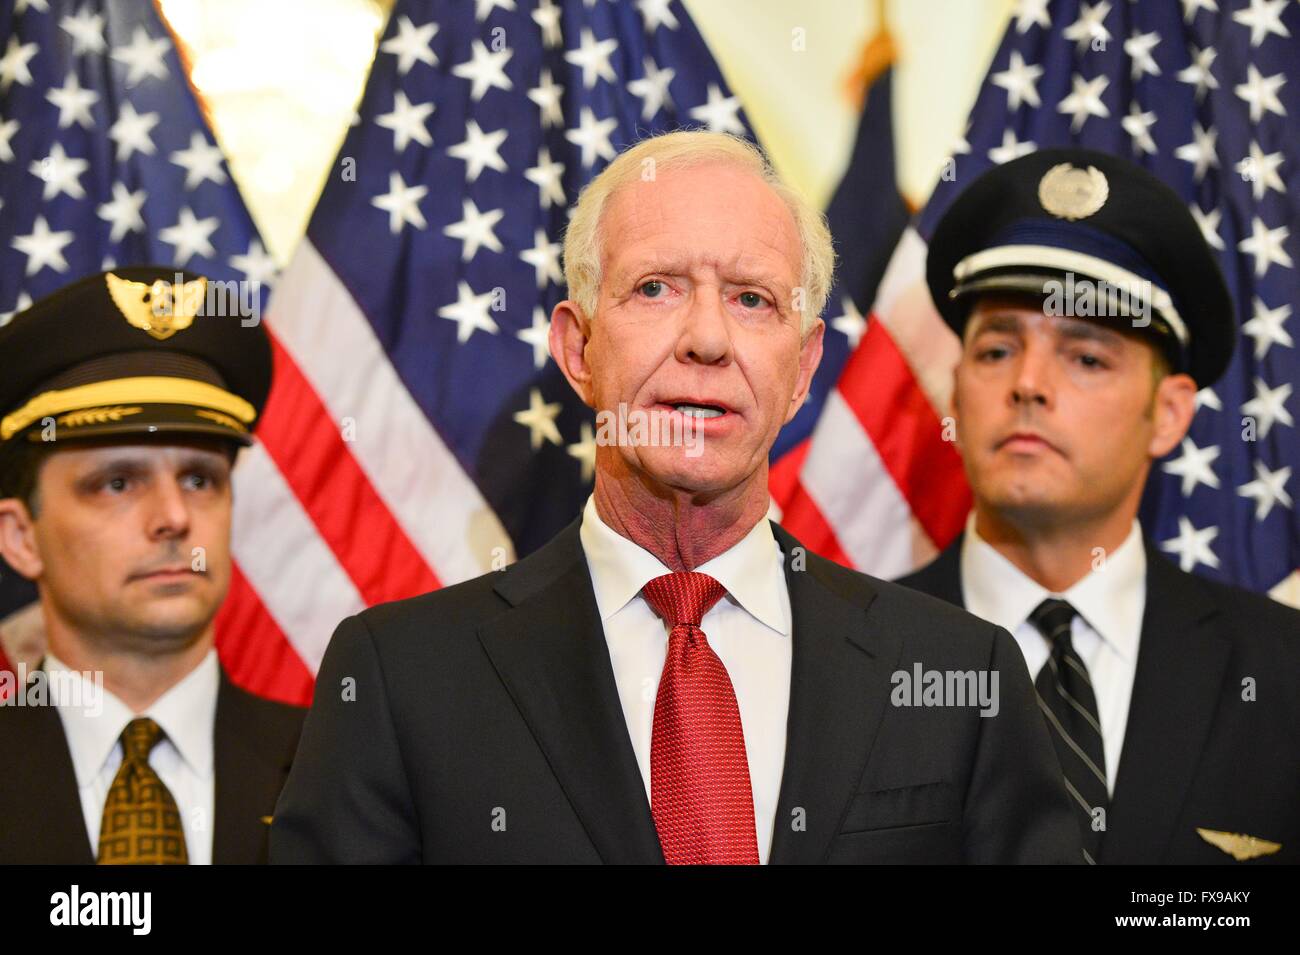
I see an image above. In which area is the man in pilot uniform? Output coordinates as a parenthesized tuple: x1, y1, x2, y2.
(0, 267, 304, 864)
(899, 149, 1299, 864)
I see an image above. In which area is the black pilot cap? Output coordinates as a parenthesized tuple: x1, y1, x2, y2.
(0, 266, 272, 491)
(926, 147, 1235, 388)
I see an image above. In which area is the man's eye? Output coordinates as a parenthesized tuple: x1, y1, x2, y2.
(738, 291, 766, 309)
(638, 280, 665, 298)
(103, 476, 131, 493)
(1076, 352, 1106, 369)
(977, 346, 1009, 361)
(183, 473, 210, 490)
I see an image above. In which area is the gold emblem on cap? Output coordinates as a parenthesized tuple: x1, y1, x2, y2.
(105, 272, 207, 341)
(1038, 162, 1109, 220)
(1196, 827, 1282, 861)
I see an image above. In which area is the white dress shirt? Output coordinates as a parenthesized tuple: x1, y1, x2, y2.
(579, 495, 792, 864)
(44, 649, 219, 864)
(960, 514, 1146, 794)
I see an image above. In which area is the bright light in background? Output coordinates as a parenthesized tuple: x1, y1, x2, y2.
(156, 0, 1010, 269)
(159, 0, 392, 264)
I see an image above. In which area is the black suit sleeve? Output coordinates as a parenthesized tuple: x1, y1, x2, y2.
(270, 613, 421, 863)
(962, 624, 1084, 864)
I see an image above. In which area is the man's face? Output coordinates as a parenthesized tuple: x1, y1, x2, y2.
(952, 295, 1194, 527)
(557, 162, 822, 497)
(4, 439, 234, 654)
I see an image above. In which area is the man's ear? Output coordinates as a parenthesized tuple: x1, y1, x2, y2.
(784, 319, 825, 425)
(0, 498, 43, 581)
(549, 299, 596, 408)
(1149, 372, 1197, 459)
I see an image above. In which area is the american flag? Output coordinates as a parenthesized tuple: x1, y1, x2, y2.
(222, 0, 761, 702)
(0, 0, 275, 633)
(769, 23, 910, 518)
(0, 0, 273, 327)
(779, 0, 1299, 604)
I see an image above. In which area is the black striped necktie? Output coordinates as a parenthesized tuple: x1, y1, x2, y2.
(1029, 598, 1108, 864)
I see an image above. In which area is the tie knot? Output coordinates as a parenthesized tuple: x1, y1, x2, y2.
(1029, 597, 1077, 648)
(120, 717, 165, 763)
(642, 572, 727, 629)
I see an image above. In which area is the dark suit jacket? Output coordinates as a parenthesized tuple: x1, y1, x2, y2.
(897, 534, 1300, 864)
(271, 519, 1081, 864)
(0, 665, 304, 864)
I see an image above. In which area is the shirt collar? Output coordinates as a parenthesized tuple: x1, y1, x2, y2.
(960, 512, 1145, 660)
(579, 495, 790, 636)
(44, 649, 219, 786)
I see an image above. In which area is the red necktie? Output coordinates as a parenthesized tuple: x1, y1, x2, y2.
(642, 572, 759, 865)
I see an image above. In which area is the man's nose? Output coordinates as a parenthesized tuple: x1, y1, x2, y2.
(1010, 338, 1053, 408)
(676, 286, 733, 365)
(145, 478, 191, 541)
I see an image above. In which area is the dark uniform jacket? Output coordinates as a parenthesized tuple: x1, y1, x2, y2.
(0, 666, 304, 864)
(898, 535, 1300, 864)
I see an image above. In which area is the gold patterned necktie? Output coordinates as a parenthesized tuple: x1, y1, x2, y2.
(96, 717, 189, 865)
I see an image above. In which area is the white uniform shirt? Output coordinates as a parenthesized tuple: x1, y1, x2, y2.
(960, 515, 1146, 794)
(45, 649, 219, 864)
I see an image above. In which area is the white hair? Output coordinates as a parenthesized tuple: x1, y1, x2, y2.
(562, 129, 835, 336)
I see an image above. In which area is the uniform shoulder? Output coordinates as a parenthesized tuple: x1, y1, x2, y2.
(1187, 570, 1300, 645)
(1146, 549, 1300, 667)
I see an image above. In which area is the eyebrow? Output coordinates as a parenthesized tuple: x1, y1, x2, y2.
(77, 451, 228, 480)
(615, 256, 791, 289)
(969, 312, 1023, 336)
(970, 312, 1122, 348)
(1055, 319, 1123, 347)
(82, 457, 150, 476)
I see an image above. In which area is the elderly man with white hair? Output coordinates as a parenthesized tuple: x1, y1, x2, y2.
(271, 130, 1081, 865)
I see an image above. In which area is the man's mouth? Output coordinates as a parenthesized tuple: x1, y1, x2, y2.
(657, 399, 733, 419)
(996, 431, 1059, 453)
(130, 566, 198, 581)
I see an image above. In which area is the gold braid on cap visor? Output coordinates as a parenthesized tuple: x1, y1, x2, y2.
(0, 376, 257, 441)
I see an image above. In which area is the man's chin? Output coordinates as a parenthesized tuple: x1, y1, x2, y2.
(638, 454, 747, 499)
(113, 599, 220, 652)
(982, 483, 1078, 525)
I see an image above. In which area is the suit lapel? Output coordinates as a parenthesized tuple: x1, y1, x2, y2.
(476, 519, 664, 864)
(1101, 545, 1229, 863)
(212, 670, 297, 864)
(768, 524, 901, 864)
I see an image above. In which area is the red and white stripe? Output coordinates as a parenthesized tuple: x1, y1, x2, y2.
(772, 227, 972, 579)
(217, 240, 512, 705)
